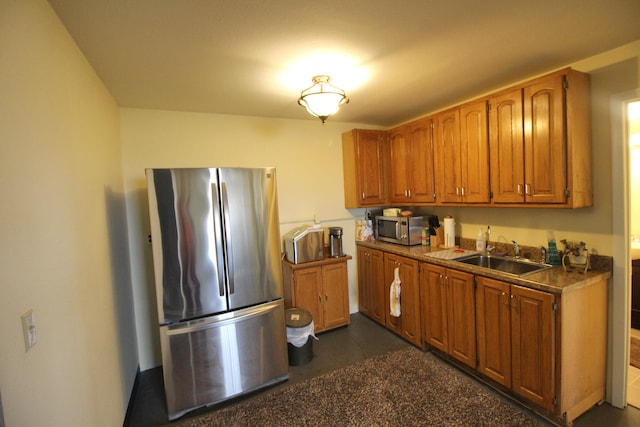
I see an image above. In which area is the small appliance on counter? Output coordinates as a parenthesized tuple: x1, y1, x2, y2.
(329, 227, 344, 257)
(284, 225, 324, 264)
(375, 215, 424, 246)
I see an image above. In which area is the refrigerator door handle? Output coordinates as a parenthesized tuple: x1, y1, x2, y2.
(211, 183, 226, 297)
(221, 182, 235, 294)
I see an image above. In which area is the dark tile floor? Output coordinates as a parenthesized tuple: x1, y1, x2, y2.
(126, 313, 640, 427)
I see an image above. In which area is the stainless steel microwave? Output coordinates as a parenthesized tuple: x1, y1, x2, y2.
(375, 216, 424, 246)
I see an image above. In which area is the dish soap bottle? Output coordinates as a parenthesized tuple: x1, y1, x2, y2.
(475, 228, 486, 251)
(547, 230, 561, 265)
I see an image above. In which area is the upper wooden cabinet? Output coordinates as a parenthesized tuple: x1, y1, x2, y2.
(342, 129, 387, 208)
(434, 99, 490, 204)
(489, 68, 592, 207)
(342, 68, 592, 209)
(388, 118, 436, 205)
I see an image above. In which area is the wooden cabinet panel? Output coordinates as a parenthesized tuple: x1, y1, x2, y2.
(283, 257, 351, 333)
(357, 247, 385, 325)
(435, 101, 489, 204)
(435, 109, 462, 203)
(523, 74, 566, 204)
(489, 88, 525, 203)
(476, 277, 512, 387)
(388, 118, 436, 205)
(322, 262, 350, 330)
(291, 267, 324, 331)
(489, 69, 591, 207)
(421, 263, 475, 367)
(459, 100, 490, 203)
(388, 127, 411, 202)
(383, 253, 421, 346)
(446, 268, 477, 367)
(511, 284, 554, 410)
(342, 129, 387, 208)
(476, 276, 555, 411)
(421, 264, 448, 352)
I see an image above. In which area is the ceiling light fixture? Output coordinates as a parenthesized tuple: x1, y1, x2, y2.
(298, 75, 349, 124)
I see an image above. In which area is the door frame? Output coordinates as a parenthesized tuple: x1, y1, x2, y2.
(609, 89, 640, 407)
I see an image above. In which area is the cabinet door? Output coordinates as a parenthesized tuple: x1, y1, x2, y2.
(476, 277, 512, 388)
(342, 129, 386, 208)
(421, 264, 448, 352)
(292, 267, 324, 332)
(322, 263, 350, 330)
(388, 126, 411, 203)
(357, 247, 372, 317)
(407, 118, 436, 203)
(383, 254, 403, 335)
(459, 100, 490, 203)
(435, 109, 462, 203)
(446, 269, 477, 368)
(523, 74, 566, 204)
(398, 257, 420, 346)
(489, 88, 525, 203)
(511, 285, 555, 410)
(369, 249, 386, 325)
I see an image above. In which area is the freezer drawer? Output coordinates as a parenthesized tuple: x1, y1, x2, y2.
(160, 299, 289, 420)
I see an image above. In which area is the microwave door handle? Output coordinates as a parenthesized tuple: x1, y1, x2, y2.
(395, 222, 400, 239)
(212, 184, 226, 297)
(221, 182, 234, 295)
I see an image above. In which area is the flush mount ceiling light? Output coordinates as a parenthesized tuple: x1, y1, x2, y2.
(298, 75, 349, 124)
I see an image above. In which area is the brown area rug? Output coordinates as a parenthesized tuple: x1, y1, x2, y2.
(632, 337, 640, 369)
(177, 347, 546, 427)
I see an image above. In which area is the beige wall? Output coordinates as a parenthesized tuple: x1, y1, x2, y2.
(120, 109, 381, 368)
(0, 1, 136, 426)
(2, 0, 640, 422)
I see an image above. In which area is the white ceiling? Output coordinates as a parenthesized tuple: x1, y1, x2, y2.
(48, 0, 640, 127)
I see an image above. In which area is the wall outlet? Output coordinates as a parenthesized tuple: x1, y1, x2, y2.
(21, 309, 37, 352)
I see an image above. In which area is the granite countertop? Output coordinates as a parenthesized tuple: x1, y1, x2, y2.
(356, 240, 612, 295)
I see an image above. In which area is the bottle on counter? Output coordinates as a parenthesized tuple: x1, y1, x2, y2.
(421, 228, 429, 246)
(475, 228, 486, 251)
(547, 230, 562, 265)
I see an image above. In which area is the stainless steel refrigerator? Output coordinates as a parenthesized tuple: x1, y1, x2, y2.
(145, 167, 289, 420)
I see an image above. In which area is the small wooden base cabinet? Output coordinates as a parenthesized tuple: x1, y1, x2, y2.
(282, 255, 352, 333)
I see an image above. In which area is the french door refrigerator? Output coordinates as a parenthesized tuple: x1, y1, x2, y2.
(146, 167, 288, 420)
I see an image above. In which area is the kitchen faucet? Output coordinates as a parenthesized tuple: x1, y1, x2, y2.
(512, 240, 521, 259)
(486, 225, 494, 254)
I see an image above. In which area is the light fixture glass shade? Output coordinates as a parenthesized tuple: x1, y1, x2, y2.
(298, 75, 349, 123)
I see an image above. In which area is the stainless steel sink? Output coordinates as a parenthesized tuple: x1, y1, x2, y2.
(455, 254, 552, 277)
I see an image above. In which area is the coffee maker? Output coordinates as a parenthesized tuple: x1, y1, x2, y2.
(329, 227, 344, 258)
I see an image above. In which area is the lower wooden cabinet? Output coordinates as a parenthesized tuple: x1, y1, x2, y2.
(383, 253, 421, 346)
(357, 246, 386, 325)
(476, 277, 554, 410)
(420, 263, 476, 368)
(282, 256, 351, 333)
(476, 275, 608, 425)
(356, 243, 609, 425)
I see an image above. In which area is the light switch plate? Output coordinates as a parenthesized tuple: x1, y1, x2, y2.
(21, 309, 37, 352)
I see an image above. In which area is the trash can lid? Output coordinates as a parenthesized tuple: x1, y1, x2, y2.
(285, 308, 313, 328)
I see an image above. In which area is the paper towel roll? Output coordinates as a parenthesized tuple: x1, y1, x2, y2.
(443, 216, 455, 248)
